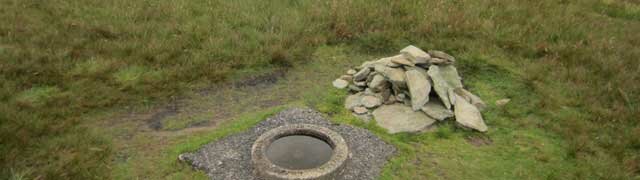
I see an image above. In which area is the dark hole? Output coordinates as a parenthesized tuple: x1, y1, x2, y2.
(266, 135, 333, 170)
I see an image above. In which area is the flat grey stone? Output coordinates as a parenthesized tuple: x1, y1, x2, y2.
(496, 98, 511, 106)
(359, 61, 376, 69)
(333, 79, 349, 89)
(361, 95, 382, 108)
(376, 55, 403, 67)
(437, 65, 463, 88)
(428, 57, 451, 65)
(354, 67, 371, 81)
(363, 88, 375, 95)
(427, 65, 463, 109)
(383, 55, 404, 67)
(390, 55, 415, 66)
(448, 88, 457, 107)
(344, 93, 363, 110)
(353, 106, 369, 114)
(366, 72, 377, 83)
(372, 104, 436, 134)
(348, 84, 364, 92)
(405, 67, 431, 111)
(347, 69, 357, 75)
(385, 95, 396, 105)
(179, 108, 396, 180)
(378, 88, 392, 103)
(360, 57, 401, 69)
(396, 93, 406, 101)
(374, 65, 406, 88)
(421, 99, 454, 121)
(368, 74, 388, 92)
(428, 50, 456, 63)
(400, 45, 431, 65)
(454, 94, 488, 132)
(340, 75, 353, 82)
(455, 88, 486, 111)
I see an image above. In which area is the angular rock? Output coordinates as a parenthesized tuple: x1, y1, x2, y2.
(383, 55, 406, 67)
(374, 65, 406, 88)
(385, 95, 396, 105)
(436, 65, 463, 88)
(454, 94, 488, 132)
(427, 65, 463, 109)
(354, 67, 371, 81)
(428, 57, 451, 65)
(402, 97, 411, 106)
(360, 57, 401, 69)
(448, 88, 457, 107)
(396, 93, 406, 101)
(455, 88, 486, 111)
(362, 95, 382, 108)
(390, 84, 401, 96)
(405, 67, 431, 111)
(390, 55, 415, 66)
(421, 99, 454, 121)
(400, 45, 431, 65)
(353, 106, 369, 114)
(364, 88, 375, 95)
(428, 50, 456, 63)
(333, 79, 349, 89)
(348, 84, 364, 92)
(340, 75, 353, 82)
(428, 75, 451, 109)
(379, 88, 392, 103)
(372, 104, 437, 134)
(354, 81, 366, 87)
(366, 72, 377, 83)
(359, 61, 377, 69)
(344, 93, 363, 110)
(368, 74, 388, 92)
(496, 98, 511, 106)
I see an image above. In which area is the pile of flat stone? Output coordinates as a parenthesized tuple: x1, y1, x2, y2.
(332, 45, 488, 133)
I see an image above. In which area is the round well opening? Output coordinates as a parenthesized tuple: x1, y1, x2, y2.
(266, 135, 333, 170)
(251, 124, 349, 180)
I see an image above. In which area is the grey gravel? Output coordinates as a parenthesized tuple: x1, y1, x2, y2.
(179, 108, 396, 180)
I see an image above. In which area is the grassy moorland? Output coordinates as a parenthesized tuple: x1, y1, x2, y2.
(1, 0, 639, 179)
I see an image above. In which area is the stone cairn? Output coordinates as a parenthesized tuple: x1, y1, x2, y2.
(332, 45, 488, 133)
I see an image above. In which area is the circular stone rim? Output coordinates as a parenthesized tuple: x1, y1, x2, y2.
(251, 124, 349, 180)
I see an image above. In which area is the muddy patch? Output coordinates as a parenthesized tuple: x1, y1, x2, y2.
(144, 69, 287, 131)
(465, 135, 493, 147)
(233, 69, 286, 88)
(146, 98, 182, 130)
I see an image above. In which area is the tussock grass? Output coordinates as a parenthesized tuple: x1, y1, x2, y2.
(1, 0, 639, 179)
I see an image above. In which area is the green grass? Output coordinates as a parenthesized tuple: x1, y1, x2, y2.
(1, 0, 639, 179)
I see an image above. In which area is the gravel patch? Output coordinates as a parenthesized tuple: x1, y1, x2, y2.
(179, 108, 397, 179)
